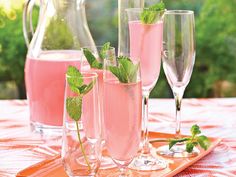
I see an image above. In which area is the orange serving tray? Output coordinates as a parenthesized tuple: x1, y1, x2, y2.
(16, 132, 221, 177)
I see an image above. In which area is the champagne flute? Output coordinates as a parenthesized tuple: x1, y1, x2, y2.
(126, 8, 167, 170)
(103, 56, 142, 176)
(157, 10, 198, 157)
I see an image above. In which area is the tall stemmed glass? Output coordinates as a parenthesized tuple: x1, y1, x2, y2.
(103, 56, 142, 176)
(126, 8, 167, 170)
(157, 10, 197, 158)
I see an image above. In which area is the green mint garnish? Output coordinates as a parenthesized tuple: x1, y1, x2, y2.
(66, 65, 96, 171)
(83, 42, 111, 69)
(66, 96, 82, 121)
(151, 124, 211, 153)
(83, 48, 103, 69)
(170, 124, 211, 153)
(99, 42, 111, 60)
(109, 56, 139, 83)
(197, 135, 211, 151)
(140, 1, 165, 24)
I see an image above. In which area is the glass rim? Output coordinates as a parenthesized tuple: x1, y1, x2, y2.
(81, 45, 115, 51)
(125, 8, 166, 13)
(66, 71, 98, 79)
(104, 78, 142, 85)
(164, 10, 194, 15)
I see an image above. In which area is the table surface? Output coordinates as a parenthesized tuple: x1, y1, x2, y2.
(0, 98, 236, 177)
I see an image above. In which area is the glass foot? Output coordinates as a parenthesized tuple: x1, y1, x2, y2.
(100, 156, 116, 169)
(30, 122, 62, 135)
(107, 170, 132, 177)
(129, 152, 167, 171)
(156, 144, 200, 158)
(100, 142, 116, 169)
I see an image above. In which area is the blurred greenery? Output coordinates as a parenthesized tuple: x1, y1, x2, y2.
(0, 7, 27, 98)
(42, 17, 75, 50)
(0, 0, 236, 99)
(151, 0, 236, 98)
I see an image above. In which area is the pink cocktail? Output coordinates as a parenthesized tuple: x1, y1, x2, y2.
(129, 21, 163, 90)
(103, 80, 142, 162)
(25, 50, 81, 128)
(126, 8, 167, 170)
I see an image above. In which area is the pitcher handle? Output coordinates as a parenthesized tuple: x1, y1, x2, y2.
(23, 0, 36, 47)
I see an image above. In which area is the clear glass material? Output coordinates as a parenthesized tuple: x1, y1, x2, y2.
(118, 0, 144, 56)
(81, 46, 116, 169)
(157, 10, 198, 157)
(125, 8, 167, 171)
(23, 0, 96, 133)
(118, 0, 163, 56)
(103, 57, 142, 176)
(62, 72, 102, 177)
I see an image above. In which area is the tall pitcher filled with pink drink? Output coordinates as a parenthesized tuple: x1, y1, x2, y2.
(23, 0, 95, 132)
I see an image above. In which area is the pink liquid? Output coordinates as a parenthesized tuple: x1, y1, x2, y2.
(90, 69, 105, 137)
(129, 21, 163, 90)
(25, 50, 82, 127)
(80, 65, 105, 138)
(103, 80, 142, 161)
(80, 73, 100, 139)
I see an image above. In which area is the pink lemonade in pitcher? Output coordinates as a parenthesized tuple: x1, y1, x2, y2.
(103, 80, 142, 161)
(129, 21, 163, 90)
(25, 50, 82, 128)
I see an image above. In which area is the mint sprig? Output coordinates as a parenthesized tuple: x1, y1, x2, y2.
(83, 42, 111, 69)
(66, 65, 96, 171)
(109, 56, 139, 83)
(151, 125, 211, 153)
(140, 1, 165, 24)
(169, 125, 211, 153)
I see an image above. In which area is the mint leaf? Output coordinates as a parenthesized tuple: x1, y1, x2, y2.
(191, 124, 201, 136)
(140, 1, 165, 24)
(149, 1, 165, 11)
(117, 56, 132, 62)
(83, 48, 103, 69)
(66, 96, 82, 121)
(99, 42, 111, 60)
(81, 80, 96, 95)
(197, 135, 211, 150)
(67, 66, 83, 92)
(186, 142, 195, 153)
(109, 66, 126, 83)
(169, 139, 179, 149)
(119, 58, 139, 83)
(109, 56, 139, 83)
(152, 124, 211, 153)
(78, 85, 87, 94)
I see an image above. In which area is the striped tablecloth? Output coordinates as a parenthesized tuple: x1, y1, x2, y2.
(0, 98, 236, 176)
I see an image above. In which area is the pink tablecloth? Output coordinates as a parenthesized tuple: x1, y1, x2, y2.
(1, 98, 236, 176)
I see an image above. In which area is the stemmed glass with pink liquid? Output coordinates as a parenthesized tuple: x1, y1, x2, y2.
(157, 10, 197, 157)
(103, 56, 142, 176)
(125, 8, 167, 170)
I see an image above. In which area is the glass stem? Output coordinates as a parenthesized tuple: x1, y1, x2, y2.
(141, 91, 150, 154)
(173, 88, 184, 138)
(119, 167, 127, 177)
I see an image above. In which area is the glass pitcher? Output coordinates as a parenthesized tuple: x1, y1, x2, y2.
(23, 0, 96, 133)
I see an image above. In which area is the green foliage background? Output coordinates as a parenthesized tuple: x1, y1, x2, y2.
(0, 0, 236, 99)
